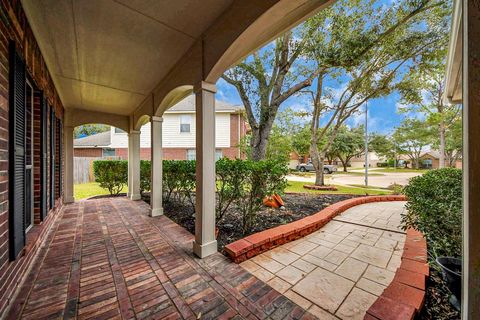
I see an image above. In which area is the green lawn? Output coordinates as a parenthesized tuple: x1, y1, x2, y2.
(74, 182, 127, 200)
(285, 181, 392, 195)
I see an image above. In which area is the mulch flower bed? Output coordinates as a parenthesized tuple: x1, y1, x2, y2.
(420, 268, 461, 319)
(145, 193, 356, 252)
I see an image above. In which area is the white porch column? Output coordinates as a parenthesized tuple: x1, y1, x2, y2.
(128, 130, 141, 200)
(63, 125, 75, 203)
(193, 81, 217, 258)
(127, 134, 132, 198)
(150, 116, 163, 216)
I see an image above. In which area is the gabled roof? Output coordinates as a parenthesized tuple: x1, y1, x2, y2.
(74, 131, 111, 147)
(166, 95, 243, 113)
(420, 150, 441, 159)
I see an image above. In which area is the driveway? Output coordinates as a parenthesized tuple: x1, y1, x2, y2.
(332, 171, 421, 188)
(287, 170, 423, 188)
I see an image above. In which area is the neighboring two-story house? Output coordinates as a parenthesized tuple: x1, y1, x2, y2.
(74, 95, 246, 160)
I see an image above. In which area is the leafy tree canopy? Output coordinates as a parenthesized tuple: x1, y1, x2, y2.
(74, 124, 110, 139)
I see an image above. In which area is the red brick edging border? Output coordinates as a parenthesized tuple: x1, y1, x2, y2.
(365, 228, 428, 320)
(224, 195, 407, 263)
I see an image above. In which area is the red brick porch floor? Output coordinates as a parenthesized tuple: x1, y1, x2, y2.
(6, 197, 316, 320)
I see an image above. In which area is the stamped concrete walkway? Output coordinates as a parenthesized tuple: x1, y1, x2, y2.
(240, 201, 407, 320)
(7, 198, 316, 320)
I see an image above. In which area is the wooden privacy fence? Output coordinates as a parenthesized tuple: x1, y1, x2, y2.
(74, 156, 121, 184)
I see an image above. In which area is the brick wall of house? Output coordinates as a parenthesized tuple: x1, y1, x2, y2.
(0, 0, 66, 316)
(74, 148, 103, 158)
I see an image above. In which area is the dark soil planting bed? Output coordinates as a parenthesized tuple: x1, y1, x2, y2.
(147, 193, 356, 252)
(420, 268, 461, 319)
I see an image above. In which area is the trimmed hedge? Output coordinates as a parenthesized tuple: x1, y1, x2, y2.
(93, 158, 288, 233)
(402, 168, 462, 259)
(140, 160, 151, 194)
(93, 160, 128, 195)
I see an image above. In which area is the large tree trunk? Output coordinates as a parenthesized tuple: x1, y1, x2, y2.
(310, 144, 325, 186)
(339, 157, 348, 172)
(250, 122, 274, 161)
(438, 120, 446, 168)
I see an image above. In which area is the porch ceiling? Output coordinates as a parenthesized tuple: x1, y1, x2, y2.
(21, 0, 233, 115)
(22, 0, 332, 119)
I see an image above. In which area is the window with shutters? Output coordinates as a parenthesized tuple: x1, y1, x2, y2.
(50, 108, 55, 209)
(40, 96, 48, 220)
(25, 80, 34, 231)
(58, 119, 62, 198)
(55, 117, 61, 199)
(8, 42, 26, 260)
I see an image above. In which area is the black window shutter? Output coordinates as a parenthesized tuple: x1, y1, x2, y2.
(58, 119, 62, 198)
(8, 42, 26, 260)
(50, 108, 55, 209)
(40, 95, 47, 220)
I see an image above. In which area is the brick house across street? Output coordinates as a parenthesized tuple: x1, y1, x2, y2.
(73, 95, 246, 160)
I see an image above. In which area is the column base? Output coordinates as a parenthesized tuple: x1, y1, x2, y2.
(193, 240, 218, 258)
(150, 207, 164, 217)
(64, 196, 75, 204)
(130, 194, 142, 201)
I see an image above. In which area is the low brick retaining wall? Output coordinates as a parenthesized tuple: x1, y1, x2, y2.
(224, 195, 407, 263)
(303, 184, 338, 191)
(365, 228, 428, 320)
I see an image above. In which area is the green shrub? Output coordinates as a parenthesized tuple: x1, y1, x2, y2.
(175, 160, 196, 210)
(93, 160, 128, 195)
(216, 158, 249, 222)
(402, 168, 462, 258)
(236, 159, 288, 234)
(387, 183, 403, 195)
(139, 160, 196, 210)
(93, 158, 288, 235)
(162, 160, 179, 203)
(140, 160, 151, 194)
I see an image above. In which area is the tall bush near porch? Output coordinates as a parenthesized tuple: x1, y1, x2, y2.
(176, 160, 196, 211)
(402, 168, 462, 258)
(236, 160, 288, 234)
(140, 160, 151, 194)
(216, 158, 249, 222)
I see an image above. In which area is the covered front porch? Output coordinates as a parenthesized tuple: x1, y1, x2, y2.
(6, 197, 313, 319)
(17, 0, 334, 259)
